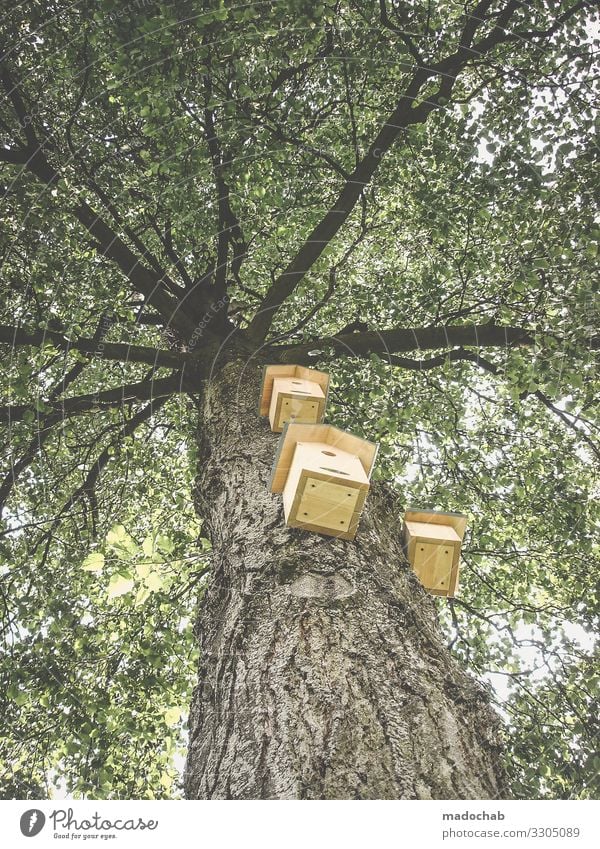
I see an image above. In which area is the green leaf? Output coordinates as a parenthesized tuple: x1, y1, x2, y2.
(145, 571, 163, 592)
(106, 524, 128, 546)
(134, 586, 151, 607)
(107, 574, 135, 600)
(142, 535, 154, 556)
(163, 707, 181, 727)
(82, 552, 105, 572)
(136, 562, 152, 579)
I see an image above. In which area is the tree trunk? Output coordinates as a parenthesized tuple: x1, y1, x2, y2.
(184, 357, 507, 800)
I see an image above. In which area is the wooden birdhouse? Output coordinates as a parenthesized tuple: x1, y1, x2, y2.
(403, 509, 467, 598)
(270, 423, 378, 540)
(259, 365, 329, 433)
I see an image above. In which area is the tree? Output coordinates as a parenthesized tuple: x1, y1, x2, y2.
(0, 0, 598, 800)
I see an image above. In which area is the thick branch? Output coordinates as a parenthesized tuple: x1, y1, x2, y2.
(387, 347, 500, 374)
(0, 63, 202, 336)
(277, 324, 542, 364)
(246, 1, 529, 342)
(245, 69, 428, 342)
(0, 324, 186, 368)
(0, 374, 184, 424)
(69, 200, 191, 331)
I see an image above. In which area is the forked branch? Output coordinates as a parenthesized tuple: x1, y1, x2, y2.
(245, 0, 531, 342)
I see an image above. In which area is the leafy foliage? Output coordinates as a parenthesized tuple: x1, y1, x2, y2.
(0, 0, 598, 799)
(1, 393, 206, 798)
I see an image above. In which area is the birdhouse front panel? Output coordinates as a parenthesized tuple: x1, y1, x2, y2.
(270, 423, 378, 540)
(268, 377, 326, 432)
(282, 441, 370, 539)
(295, 479, 362, 533)
(403, 513, 466, 598)
(412, 541, 455, 595)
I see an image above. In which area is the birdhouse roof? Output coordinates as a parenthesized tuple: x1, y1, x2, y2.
(259, 364, 330, 416)
(404, 508, 467, 541)
(270, 422, 378, 493)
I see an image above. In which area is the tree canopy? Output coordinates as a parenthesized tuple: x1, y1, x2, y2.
(0, 0, 598, 799)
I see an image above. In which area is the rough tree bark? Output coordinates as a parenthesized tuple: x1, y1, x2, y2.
(184, 356, 508, 799)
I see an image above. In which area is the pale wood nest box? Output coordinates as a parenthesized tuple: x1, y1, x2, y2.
(259, 364, 329, 433)
(270, 423, 378, 540)
(403, 509, 467, 597)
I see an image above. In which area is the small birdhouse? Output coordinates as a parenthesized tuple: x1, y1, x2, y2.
(403, 509, 467, 598)
(270, 423, 378, 540)
(259, 365, 329, 433)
